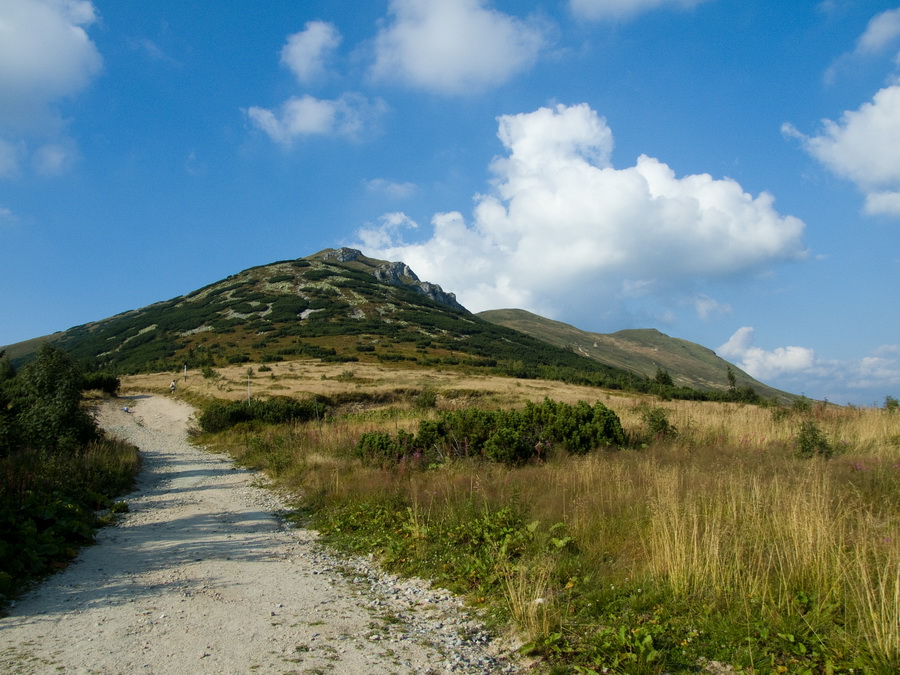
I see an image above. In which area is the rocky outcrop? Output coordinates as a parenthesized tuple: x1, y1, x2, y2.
(374, 261, 467, 312)
(319, 248, 467, 312)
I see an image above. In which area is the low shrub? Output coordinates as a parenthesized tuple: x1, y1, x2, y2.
(198, 396, 329, 433)
(81, 372, 120, 395)
(355, 398, 625, 466)
(795, 420, 833, 458)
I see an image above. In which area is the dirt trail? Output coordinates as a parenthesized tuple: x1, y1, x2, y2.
(0, 396, 520, 674)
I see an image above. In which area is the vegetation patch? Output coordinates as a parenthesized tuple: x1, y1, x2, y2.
(200, 390, 900, 673)
(0, 346, 140, 606)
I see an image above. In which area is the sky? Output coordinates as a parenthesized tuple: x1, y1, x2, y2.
(1, 0, 899, 406)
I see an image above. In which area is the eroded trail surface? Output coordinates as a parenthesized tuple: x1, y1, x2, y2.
(0, 396, 520, 674)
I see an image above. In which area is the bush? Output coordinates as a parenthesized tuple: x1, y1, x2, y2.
(10, 344, 100, 454)
(81, 372, 120, 395)
(795, 420, 832, 459)
(640, 405, 677, 440)
(355, 398, 625, 466)
(198, 396, 328, 433)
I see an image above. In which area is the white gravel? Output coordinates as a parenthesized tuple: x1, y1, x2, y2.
(0, 396, 523, 674)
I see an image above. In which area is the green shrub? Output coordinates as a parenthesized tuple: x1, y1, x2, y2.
(9, 344, 100, 454)
(198, 396, 328, 433)
(795, 420, 832, 459)
(640, 405, 677, 440)
(355, 398, 625, 466)
(81, 372, 120, 395)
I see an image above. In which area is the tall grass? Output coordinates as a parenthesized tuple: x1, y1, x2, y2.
(204, 396, 900, 672)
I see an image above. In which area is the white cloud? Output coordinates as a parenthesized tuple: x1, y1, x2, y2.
(245, 93, 386, 145)
(692, 294, 732, 320)
(365, 178, 418, 199)
(356, 103, 807, 322)
(784, 85, 900, 216)
(570, 0, 711, 21)
(718, 329, 900, 402)
(718, 327, 816, 380)
(854, 7, 900, 56)
(825, 8, 900, 89)
(281, 21, 342, 84)
(0, 0, 102, 131)
(370, 0, 549, 95)
(357, 212, 420, 249)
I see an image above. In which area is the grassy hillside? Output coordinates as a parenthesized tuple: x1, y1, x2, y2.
(6, 249, 643, 392)
(479, 308, 792, 402)
(191, 365, 900, 673)
(5, 248, 795, 403)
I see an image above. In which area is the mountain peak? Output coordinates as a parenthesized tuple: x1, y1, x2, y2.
(311, 248, 466, 312)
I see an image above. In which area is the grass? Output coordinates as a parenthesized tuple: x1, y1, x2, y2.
(183, 367, 900, 673)
(0, 436, 141, 606)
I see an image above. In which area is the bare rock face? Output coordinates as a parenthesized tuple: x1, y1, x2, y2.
(321, 247, 364, 264)
(321, 248, 467, 312)
(374, 261, 466, 312)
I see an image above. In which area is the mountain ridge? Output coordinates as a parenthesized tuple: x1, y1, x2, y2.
(477, 308, 790, 401)
(2, 248, 794, 402)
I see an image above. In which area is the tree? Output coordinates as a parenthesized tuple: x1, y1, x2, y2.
(14, 344, 99, 453)
(654, 367, 674, 387)
(726, 366, 737, 391)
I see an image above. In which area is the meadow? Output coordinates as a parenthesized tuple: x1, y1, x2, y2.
(133, 363, 900, 673)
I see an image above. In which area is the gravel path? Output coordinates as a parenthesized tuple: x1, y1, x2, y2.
(0, 396, 523, 674)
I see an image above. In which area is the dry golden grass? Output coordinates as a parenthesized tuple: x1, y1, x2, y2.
(120, 359, 638, 408)
(152, 358, 900, 669)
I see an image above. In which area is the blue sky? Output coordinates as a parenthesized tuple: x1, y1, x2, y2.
(1, 0, 898, 406)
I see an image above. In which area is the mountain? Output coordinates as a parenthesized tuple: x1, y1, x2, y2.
(3, 248, 792, 402)
(3, 249, 640, 391)
(478, 308, 791, 401)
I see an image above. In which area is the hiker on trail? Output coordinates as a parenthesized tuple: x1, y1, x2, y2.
(170, 380, 176, 394)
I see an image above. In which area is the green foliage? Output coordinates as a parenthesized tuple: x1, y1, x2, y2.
(885, 395, 899, 412)
(795, 420, 833, 459)
(640, 405, 677, 440)
(0, 344, 139, 604)
(0, 438, 140, 604)
(81, 372, 120, 395)
(316, 499, 536, 596)
(654, 367, 674, 387)
(198, 396, 329, 433)
(355, 399, 625, 466)
(7, 344, 100, 455)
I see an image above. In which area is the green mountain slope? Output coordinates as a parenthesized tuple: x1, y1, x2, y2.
(478, 308, 793, 402)
(4, 249, 642, 390)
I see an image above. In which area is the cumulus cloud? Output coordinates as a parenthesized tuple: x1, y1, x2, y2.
(356, 103, 807, 323)
(246, 93, 386, 145)
(370, 0, 549, 94)
(784, 85, 900, 216)
(570, 0, 711, 21)
(281, 21, 342, 84)
(719, 328, 900, 403)
(717, 327, 816, 381)
(0, 0, 102, 131)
